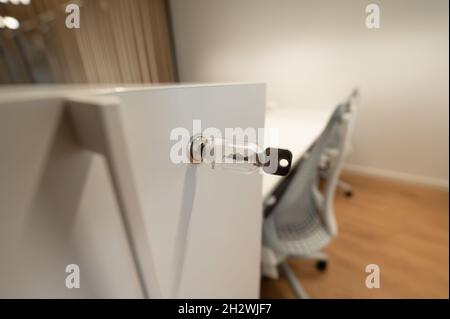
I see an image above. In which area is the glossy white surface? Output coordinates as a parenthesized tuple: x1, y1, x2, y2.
(0, 83, 265, 298)
(102, 84, 265, 298)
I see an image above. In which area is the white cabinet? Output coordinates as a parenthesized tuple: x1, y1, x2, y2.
(0, 84, 265, 298)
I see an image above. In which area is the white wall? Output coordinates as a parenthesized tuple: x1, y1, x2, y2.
(170, 0, 449, 188)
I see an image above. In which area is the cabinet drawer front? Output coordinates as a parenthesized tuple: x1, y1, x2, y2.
(107, 84, 265, 298)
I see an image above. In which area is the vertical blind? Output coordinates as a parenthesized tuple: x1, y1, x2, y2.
(0, 0, 175, 84)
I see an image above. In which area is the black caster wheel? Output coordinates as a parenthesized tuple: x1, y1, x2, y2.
(316, 260, 328, 272)
(344, 190, 353, 198)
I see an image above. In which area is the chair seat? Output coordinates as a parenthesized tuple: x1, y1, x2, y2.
(263, 211, 332, 256)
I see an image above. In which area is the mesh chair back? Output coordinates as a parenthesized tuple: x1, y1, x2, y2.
(263, 91, 358, 257)
(271, 104, 347, 238)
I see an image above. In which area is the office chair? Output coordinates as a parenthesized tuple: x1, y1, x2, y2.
(320, 90, 359, 197)
(262, 96, 356, 299)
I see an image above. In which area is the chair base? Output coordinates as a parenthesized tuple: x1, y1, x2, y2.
(280, 261, 310, 299)
(279, 252, 329, 299)
(337, 180, 353, 197)
(315, 259, 328, 271)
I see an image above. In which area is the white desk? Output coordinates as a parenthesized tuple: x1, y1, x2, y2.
(262, 107, 335, 198)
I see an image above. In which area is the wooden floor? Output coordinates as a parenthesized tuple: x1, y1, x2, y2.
(260, 172, 449, 298)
